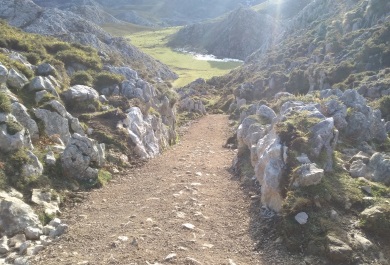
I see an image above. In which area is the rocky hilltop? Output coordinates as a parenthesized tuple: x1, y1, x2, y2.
(168, 0, 312, 60)
(168, 7, 278, 60)
(0, 0, 177, 81)
(37, 0, 266, 27)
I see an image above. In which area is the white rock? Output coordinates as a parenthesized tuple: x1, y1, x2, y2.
(182, 223, 195, 230)
(185, 257, 202, 265)
(0, 192, 42, 237)
(49, 218, 61, 228)
(49, 223, 68, 238)
(14, 257, 30, 265)
(19, 241, 31, 255)
(0, 236, 9, 254)
(118, 236, 128, 242)
(31, 190, 60, 217)
(24, 227, 42, 240)
(228, 259, 237, 265)
(295, 212, 308, 225)
(42, 225, 55, 236)
(32, 244, 45, 255)
(45, 151, 56, 165)
(9, 234, 26, 249)
(164, 253, 177, 262)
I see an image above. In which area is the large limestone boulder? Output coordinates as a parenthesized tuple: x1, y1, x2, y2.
(180, 97, 206, 115)
(11, 102, 39, 141)
(63, 85, 99, 102)
(255, 130, 286, 212)
(0, 191, 42, 237)
(6, 69, 29, 90)
(309, 118, 338, 172)
(28, 76, 59, 97)
(321, 89, 387, 142)
(31, 189, 60, 216)
(236, 101, 340, 212)
(118, 107, 160, 159)
(33, 108, 71, 145)
(360, 205, 390, 236)
(326, 235, 353, 263)
(320, 98, 348, 130)
(105, 66, 138, 81)
(36, 63, 56, 77)
(21, 151, 43, 179)
(120, 79, 157, 103)
(121, 80, 143, 100)
(368, 153, 390, 185)
(256, 105, 277, 123)
(0, 64, 8, 84)
(0, 113, 33, 152)
(61, 134, 105, 181)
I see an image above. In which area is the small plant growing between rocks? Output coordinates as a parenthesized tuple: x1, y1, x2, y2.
(97, 169, 112, 187)
(0, 92, 11, 113)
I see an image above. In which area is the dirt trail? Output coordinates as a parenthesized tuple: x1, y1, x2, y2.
(32, 115, 264, 265)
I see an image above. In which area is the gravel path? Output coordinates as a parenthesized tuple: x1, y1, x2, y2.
(32, 115, 266, 265)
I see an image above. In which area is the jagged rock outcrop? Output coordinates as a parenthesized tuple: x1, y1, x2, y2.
(28, 76, 59, 97)
(180, 98, 206, 115)
(168, 7, 278, 60)
(11, 102, 39, 141)
(0, 191, 42, 237)
(0, 65, 8, 84)
(0, 0, 177, 80)
(0, 113, 33, 152)
(63, 85, 99, 103)
(114, 11, 158, 27)
(31, 189, 60, 216)
(118, 107, 171, 159)
(33, 108, 71, 145)
(237, 101, 339, 212)
(61, 133, 105, 181)
(6, 69, 28, 90)
(21, 151, 43, 179)
(321, 89, 387, 142)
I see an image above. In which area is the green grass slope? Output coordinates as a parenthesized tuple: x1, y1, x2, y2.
(105, 27, 242, 88)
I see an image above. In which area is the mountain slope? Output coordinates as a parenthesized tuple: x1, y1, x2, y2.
(167, 0, 313, 60)
(168, 7, 278, 60)
(0, 0, 177, 80)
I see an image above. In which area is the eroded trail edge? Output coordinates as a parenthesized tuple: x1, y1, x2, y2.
(33, 115, 263, 265)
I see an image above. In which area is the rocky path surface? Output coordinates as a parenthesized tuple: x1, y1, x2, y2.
(32, 115, 264, 265)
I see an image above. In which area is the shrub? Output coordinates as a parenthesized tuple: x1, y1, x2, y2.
(13, 61, 34, 79)
(285, 70, 310, 95)
(0, 93, 12, 113)
(97, 169, 112, 187)
(71, 71, 93, 86)
(44, 42, 71, 54)
(55, 49, 102, 70)
(375, 95, 390, 121)
(329, 61, 355, 85)
(24, 52, 41, 65)
(6, 120, 24, 135)
(7, 38, 31, 52)
(93, 72, 124, 89)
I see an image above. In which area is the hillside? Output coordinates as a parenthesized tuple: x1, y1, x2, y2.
(0, 18, 181, 263)
(168, 7, 278, 60)
(0, 0, 177, 81)
(34, 0, 266, 26)
(168, 0, 313, 60)
(193, 0, 390, 263)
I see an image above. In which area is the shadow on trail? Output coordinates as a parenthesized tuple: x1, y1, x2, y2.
(225, 147, 304, 264)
